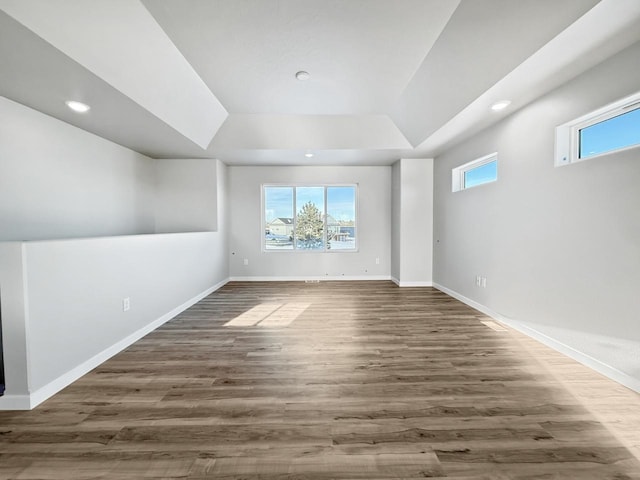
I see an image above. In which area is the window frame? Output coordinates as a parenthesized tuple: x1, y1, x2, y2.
(555, 91, 640, 167)
(261, 183, 358, 253)
(451, 152, 498, 192)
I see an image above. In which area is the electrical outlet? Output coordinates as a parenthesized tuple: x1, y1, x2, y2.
(475, 275, 481, 286)
(123, 297, 130, 312)
(375, 257, 380, 265)
(243, 258, 249, 266)
(481, 277, 487, 288)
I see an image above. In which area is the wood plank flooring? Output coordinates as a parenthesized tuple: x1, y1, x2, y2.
(1, 281, 639, 479)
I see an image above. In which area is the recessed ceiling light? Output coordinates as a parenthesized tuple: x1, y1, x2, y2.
(491, 100, 511, 111)
(304, 152, 314, 158)
(65, 100, 91, 113)
(295, 71, 310, 81)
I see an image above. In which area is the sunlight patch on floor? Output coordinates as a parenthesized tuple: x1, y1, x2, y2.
(224, 303, 310, 328)
(506, 325, 640, 463)
(258, 303, 310, 327)
(224, 303, 282, 326)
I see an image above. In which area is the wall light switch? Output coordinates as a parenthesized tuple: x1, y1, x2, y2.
(123, 297, 130, 311)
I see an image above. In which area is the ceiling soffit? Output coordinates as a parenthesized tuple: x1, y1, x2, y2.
(210, 115, 411, 150)
(142, 0, 460, 115)
(0, 10, 212, 158)
(0, 0, 638, 164)
(415, 0, 640, 157)
(0, 0, 227, 149)
(391, 0, 601, 147)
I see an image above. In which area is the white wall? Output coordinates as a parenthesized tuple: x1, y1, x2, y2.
(0, 243, 29, 404)
(155, 158, 219, 233)
(0, 96, 156, 241)
(0, 97, 230, 409)
(228, 166, 391, 279)
(391, 159, 433, 286)
(0, 232, 228, 410)
(0, 160, 228, 409)
(215, 160, 229, 271)
(391, 162, 401, 281)
(433, 40, 640, 391)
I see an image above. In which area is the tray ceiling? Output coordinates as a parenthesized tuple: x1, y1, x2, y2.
(1, 0, 639, 164)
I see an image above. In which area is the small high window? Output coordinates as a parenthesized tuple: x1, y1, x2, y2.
(452, 152, 498, 192)
(555, 91, 640, 166)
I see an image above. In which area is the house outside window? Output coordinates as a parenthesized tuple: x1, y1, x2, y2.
(263, 185, 357, 252)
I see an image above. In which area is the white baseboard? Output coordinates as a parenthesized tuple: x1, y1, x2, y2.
(230, 276, 430, 286)
(391, 277, 433, 287)
(433, 282, 640, 393)
(0, 394, 32, 410)
(500, 318, 640, 393)
(433, 283, 505, 321)
(229, 275, 391, 282)
(3, 278, 230, 411)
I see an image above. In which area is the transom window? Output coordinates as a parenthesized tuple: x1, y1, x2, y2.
(452, 152, 498, 192)
(263, 185, 357, 252)
(555, 91, 640, 166)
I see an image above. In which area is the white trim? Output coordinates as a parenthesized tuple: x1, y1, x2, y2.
(0, 279, 229, 410)
(229, 275, 391, 282)
(399, 281, 433, 287)
(499, 319, 640, 394)
(21, 242, 33, 395)
(392, 279, 433, 287)
(433, 283, 503, 320)
(452, 152, 498, 192)
(0, 394, 32, 410)
(262, 184, 358, 253)
(555, 90, 640, 166)
(433, 282, 640, 393)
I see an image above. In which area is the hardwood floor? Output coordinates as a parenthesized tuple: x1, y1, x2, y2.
(1, 281, 639, 479)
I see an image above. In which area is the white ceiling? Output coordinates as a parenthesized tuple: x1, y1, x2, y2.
(142, 0, 459, 115)
(1, 0, 639, 165)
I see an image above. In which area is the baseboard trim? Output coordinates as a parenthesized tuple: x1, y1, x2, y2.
(396, 280, 433, 287)
(433, 283, 504, 321)
(229, 275, 391, 282)
(10, 278, 230, 411)
(0, 394, 32, 410)
(500, 318, 640, 393)
(433, 282, 640, 394)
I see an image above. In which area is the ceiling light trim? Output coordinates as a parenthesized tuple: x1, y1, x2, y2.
(65, 100, 91, 113)
(295, 71, 310, 81)
(490, 100, 511, 111)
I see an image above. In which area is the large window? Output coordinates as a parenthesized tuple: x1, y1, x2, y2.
(452, 152, 498, 192)
(555, 91, 640, 166)
(263, 185, 357, 252)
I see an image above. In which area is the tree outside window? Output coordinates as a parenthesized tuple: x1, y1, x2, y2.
(263, 185, 357, 252)
(295, 201, 324, 250)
